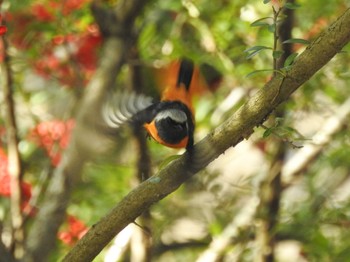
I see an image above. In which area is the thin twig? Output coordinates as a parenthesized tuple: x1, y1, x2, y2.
(255, 3, 295, 261)
(272, 6, 282, 76)
(260, 124, 303, 149)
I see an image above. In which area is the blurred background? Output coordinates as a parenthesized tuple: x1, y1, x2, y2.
(1, 0, 350, 261)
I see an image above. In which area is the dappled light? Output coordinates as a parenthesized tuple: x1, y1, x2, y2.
(0, 0, 350, 261)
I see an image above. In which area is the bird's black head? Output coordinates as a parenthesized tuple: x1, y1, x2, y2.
(154, 108, 189, 145)
(153, 101, 194, 150)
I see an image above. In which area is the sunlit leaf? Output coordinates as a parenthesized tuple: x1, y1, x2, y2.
(284, 53, 298, 67)
(283, 126, 298, 133)
(245, 45, 272, 52)
(251, 17, 272, 27)
(246, 68, 283, 78)
(244, 45, 272, 59)
(251, 21, 271, 27)
(263, 128, 272, 138)
(283, 38, 310, 45)
(284, 2, 301, 9)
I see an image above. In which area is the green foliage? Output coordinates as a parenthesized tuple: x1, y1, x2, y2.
(244, 45, 272, 59)
(1, 0, 350, 261)
(245, 68, 285, 78)
(284, 52, 298, 67)
(284, 2, 301, 10)
(282, 38, 310, 44)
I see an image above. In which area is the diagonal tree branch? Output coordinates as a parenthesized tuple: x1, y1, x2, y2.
(63, 8, 350, 262)
(23, 1, 150, 262)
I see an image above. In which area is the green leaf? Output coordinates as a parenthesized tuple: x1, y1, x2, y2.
(244, 45, 272, 59)
(251, 21, 270, 27)
(284, 52, 298, 67)
(283, 38, 310, 45)
(268, 24, 276, 33)
(284, 2, 301, 9)
(251, 17, 272, 27)
(245, 69, 275, 78)
(274, 117, 284, 126)
(246, 69, 286, 78)
(283, 126, 298, 133)
(244, 45, 272, 52)
(273, 50, 284, 59)
(263, 0, 271, 4)
(263, 128, 272, 138)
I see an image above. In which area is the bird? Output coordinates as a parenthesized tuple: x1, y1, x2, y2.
(103, 58, 221, 152)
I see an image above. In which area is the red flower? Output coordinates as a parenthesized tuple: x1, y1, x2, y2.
(75, 30, 102, 71)
(0, 25, 7, 36)
(0, 148, 8, 176)
(5, 12, 37, 50)
(0, 174, 11, 197)
(34, 54, 61, 78)
(63, 0, 90, 15)
(30, 119, 75, 166)
(52, 35, 66, 45)
(0, 175, 32, 201)
(58, 231, 74, 246)
(31, 4, 54, 22)
(0, 148, 34, 215)
(58, 215, 88, 246)
(34, 27, 101, 86)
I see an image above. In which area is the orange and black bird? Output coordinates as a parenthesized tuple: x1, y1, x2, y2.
(103, 58, 221, 152)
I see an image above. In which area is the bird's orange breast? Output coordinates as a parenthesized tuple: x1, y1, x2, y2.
(144, 121, 189, 148)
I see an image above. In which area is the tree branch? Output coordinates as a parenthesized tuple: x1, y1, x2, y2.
(23, 1, 150, 262)
(63, 8, 350, 262)
(0, 240, 16, 262)
(1, 30, 24, 259)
